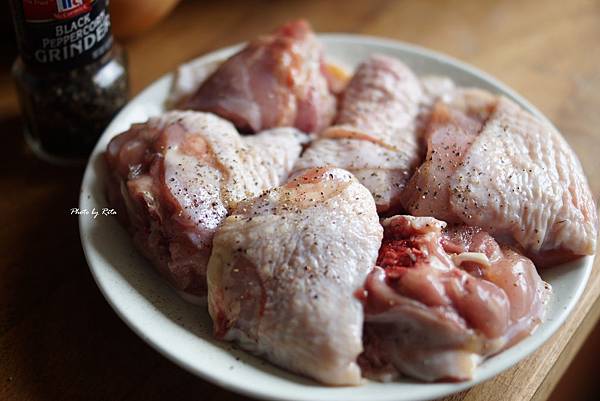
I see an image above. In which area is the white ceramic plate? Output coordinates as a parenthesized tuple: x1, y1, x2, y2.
(79, 34, 594, 401)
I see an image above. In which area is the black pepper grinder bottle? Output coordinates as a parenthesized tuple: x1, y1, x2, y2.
(9, 0, 129, 163)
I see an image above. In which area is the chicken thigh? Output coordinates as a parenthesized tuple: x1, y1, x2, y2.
(177, 19, 336, 134)
(402, 90, 597, 264)
(105, 111, 304, 300)
(359, 215, 550, 382)
(207, 167, 383, 385)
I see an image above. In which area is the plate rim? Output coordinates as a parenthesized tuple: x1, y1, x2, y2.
(79, 33, 595, 401)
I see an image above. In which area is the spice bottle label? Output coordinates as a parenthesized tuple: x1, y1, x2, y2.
(16, 0, 113, 69)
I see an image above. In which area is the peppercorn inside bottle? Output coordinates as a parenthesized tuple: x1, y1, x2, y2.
(9, 0, 129, 163)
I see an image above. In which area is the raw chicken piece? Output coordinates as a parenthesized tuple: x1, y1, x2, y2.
(105, 111, 304, 300)
(359, 215, 550, 382)
(207, 167, 383, 385)
(402, 90, 597, 264)
(294, 138, 412, 213)
(177, 19, 336, 134)
(294, 55, 423, 213)
(402, 89, 496, 222)
(322, 54, 422, 147)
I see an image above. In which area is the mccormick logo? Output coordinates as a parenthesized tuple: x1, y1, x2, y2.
(54, 0, 91, 19)
(57, 0, 83, 13)
(23, 0, 93, 22)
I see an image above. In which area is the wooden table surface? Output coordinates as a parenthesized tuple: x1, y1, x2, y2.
(1, 0, 599, 400)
